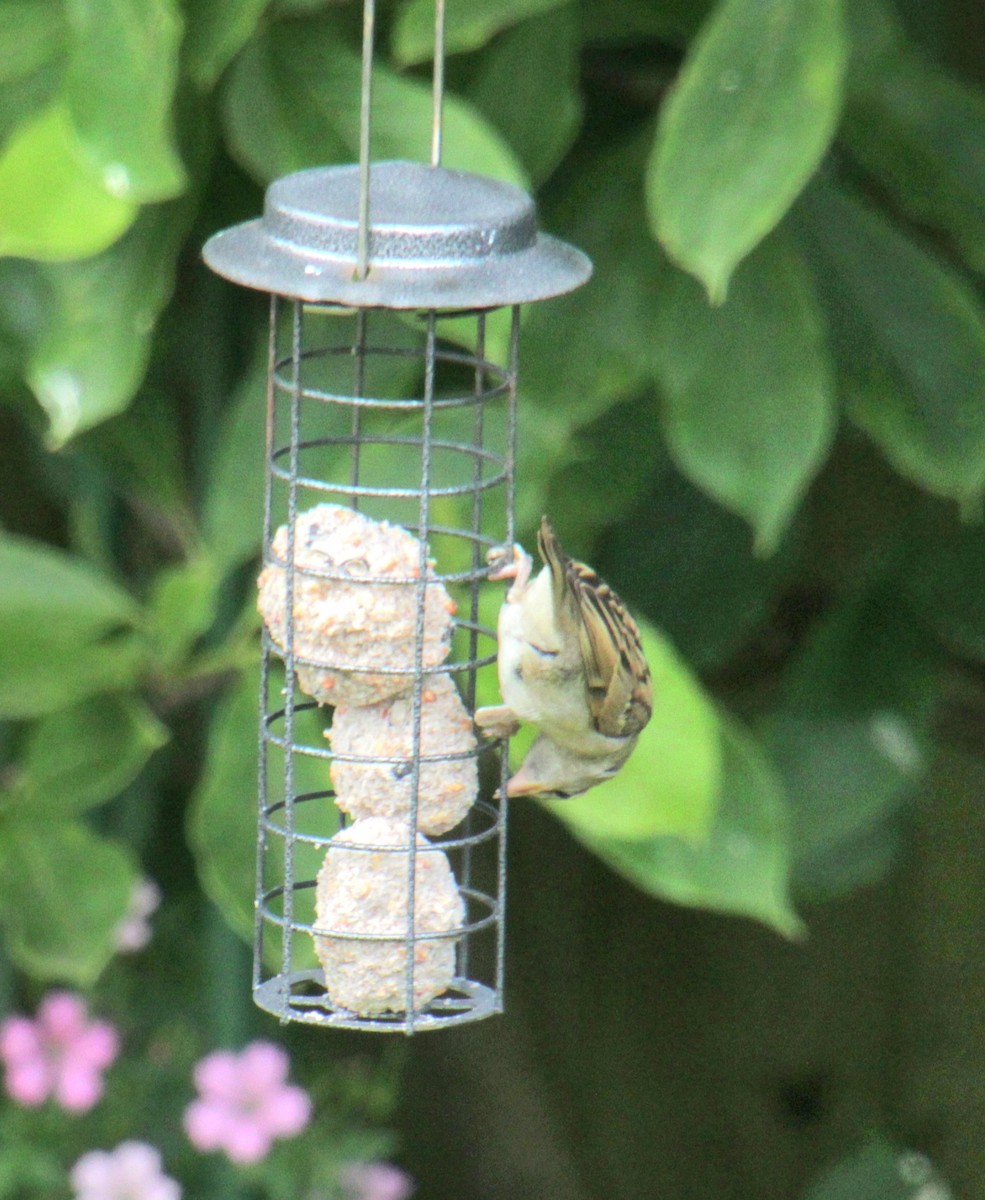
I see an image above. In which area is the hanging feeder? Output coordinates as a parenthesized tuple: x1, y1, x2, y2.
(202, 0, 591, 1033)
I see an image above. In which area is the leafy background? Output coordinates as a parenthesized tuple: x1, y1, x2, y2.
(2, 0, 985, 1196)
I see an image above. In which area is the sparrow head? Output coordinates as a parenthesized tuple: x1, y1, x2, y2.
(505, 732, 634, 800)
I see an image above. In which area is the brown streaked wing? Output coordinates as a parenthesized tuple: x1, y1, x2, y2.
(538, 517, 653, 738)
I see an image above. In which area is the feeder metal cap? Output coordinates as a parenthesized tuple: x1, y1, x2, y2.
(202, 160, 591, 308)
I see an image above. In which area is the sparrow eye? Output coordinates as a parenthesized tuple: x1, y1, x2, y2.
(529, 642, 558, 658)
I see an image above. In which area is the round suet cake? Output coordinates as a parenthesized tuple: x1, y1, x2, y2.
(257, 504, 456, 707)
(313, 817, 465, 1016)
(328, 673, 478, 835)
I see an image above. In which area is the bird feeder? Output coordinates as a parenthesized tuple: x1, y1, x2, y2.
(202, 0, 591, 1033)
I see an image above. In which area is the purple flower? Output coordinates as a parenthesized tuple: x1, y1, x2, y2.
(70, 1141, 180, 1200)
(0, 991, 119, 1112)
(183, 1041, 311, 1165)
(113, 879, 162, 954)
(340, 1163, 416, 1200)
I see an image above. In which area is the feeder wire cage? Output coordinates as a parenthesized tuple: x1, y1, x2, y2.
(203, 0, 591, 1033)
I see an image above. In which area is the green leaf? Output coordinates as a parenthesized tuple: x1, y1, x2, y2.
(802, 1136, 953, 1200)
(598, 456, 799, 670)
(544, 396, 665, 550)
(27, 200, 191, 445)
(843, 54, 985, 276)
(904, 510, 985, 662)
(64, 0, 185, 204)
(0, 818, 136, 983)
(466, 6, 582, 186)
(183, 0, 271, 90)
(522, 131, 668, 426)
(392, 0, 567, 65)
(574, 714, 802, 936)
(648, 0, 847, 301)
(652, 229, 836, 554)
(223, 18, 526, 188)
(78, 386, 195, 540)
(0, 530, 137, 625)
(202, 341, 267, 571)
(0, 532, 144, 718)
(769, 580, 942, 900)
(0, 102, 137, 261)
(578, 0, 710, 44)
(147, 558, 221, 669)
(544, 623, 721, 842)
(797, 181, 985, 509)
(0, 0, 65, 85)
(188, 666, 337, 943)
(6, 695, 169, 819)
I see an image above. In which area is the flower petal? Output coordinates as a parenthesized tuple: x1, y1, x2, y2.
(55, 1063, 103, 1112)
(0, 1016, 42, 1064)
(258, 1084, 312, 1138)
(5, 1060, 51, 1107)
(183, 1098, 233, 1152)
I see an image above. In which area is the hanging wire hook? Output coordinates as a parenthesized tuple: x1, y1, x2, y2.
(355, 0, 376, 280)
(432, 0, 446, 167)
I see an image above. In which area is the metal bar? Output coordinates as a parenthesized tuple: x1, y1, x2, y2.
(254, 293, 279, 994)
(431, 0, 446, 167)
(404, 311, 438, 1032)
(356, 0, 377, 279)
(351, 309, 368, 509)
(279, 299, 304, 1020)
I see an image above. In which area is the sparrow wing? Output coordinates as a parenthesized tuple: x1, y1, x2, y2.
(538, 517, 653, 738)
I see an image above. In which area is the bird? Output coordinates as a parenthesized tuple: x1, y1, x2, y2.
(474, 516, 652, 799)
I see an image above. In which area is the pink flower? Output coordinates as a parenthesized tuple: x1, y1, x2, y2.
(183, 1041, 311, 1165)
(0, 991, 119, 1112)
(340, 1163, 416, 1200)
(113, 879, 162, 953)
(70, 1141, 180, 1200)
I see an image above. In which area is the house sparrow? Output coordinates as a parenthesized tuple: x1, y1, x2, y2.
(475, 517, 652, 799)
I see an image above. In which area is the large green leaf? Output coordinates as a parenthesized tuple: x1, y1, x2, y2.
(466, 6, 582, 186)
(0, 102, 137, 260)
(0, 0, 65, 84)
(5, 695, 169, 820)
(0, 532, 144, 718)
(543, 624, 721, 842)
(223, 18, 525, 187)
(797, 181, 985, 509)
(64, 0, 186, 204)
(0, 530, 137, 627)
(392, 0, 567, 65)
(843, 54, 985, 276)
(651, 229, 836, 554)
(769, 579, 942, 900)
(183, 0, 271, 90)
(579, 0, 710, 44)
(597, 455, 800, 670)
(202, 341, 267, 572)
(904, 510, 985, 663)
(147, 558, 221, 670)
(27, 200, 191, 444)
(521, 131, 667, 427)
(0, 818, 136, 983)
(802, 1137, 953, 1200)
(574, 714, 802, 936)
(648, 0, 847, 301)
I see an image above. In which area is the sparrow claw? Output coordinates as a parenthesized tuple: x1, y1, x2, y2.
(474, 704, 521, 740)
(487, 543, 531, 600)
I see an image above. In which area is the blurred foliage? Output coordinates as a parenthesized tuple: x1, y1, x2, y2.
(1, 0, 984, 1196)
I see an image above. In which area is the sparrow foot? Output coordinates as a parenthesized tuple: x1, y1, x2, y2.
(486, 543, 531, 600)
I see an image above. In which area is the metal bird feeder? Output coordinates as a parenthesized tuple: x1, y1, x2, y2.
(203, 0, 591, 1033)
